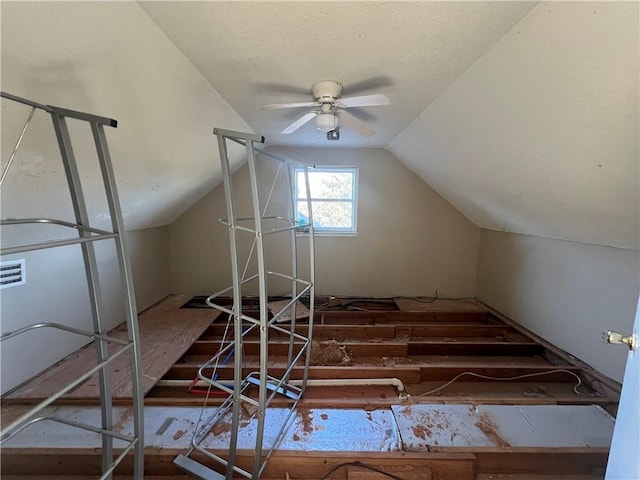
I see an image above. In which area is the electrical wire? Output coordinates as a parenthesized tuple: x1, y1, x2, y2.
(189, 312, 235, 445)
(1, 106, 36, 187)
(417, 369, 589, 397)
(315, 292, 439, 311)
(187, 332, 234, 396)
(397, 290, 438, 304)
(240, 161, 283, 282)
(319, 461, 405, 480)
(316, 297, 397, 311)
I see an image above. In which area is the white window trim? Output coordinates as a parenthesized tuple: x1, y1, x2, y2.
(293, 165, 358, 237)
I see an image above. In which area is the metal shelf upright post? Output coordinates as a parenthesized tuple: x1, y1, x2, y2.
(0, 91, 145, 479)
(174, 128, 315, 480)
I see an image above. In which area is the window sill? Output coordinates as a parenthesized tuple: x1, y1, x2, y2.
(296, 231, 358, 238)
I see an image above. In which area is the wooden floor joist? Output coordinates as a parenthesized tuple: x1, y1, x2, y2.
(0, 449, 480, 480)
(1, 297, 621, 479)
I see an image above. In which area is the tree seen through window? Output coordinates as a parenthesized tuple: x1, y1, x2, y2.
(294, 166, 357, 233)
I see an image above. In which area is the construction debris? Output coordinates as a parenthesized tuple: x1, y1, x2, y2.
(309, 339, 352, 366)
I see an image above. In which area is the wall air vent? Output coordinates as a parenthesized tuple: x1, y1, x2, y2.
(0, 259, 26, 289)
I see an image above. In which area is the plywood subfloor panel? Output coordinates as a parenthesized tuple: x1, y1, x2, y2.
(4, 296, 219, 401)
(394, 298, 487, 312)
(268, 300, 310, 322)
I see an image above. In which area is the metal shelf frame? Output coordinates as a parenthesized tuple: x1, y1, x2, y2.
(0, 91, 144, 479)
(175, 128, 315, 480)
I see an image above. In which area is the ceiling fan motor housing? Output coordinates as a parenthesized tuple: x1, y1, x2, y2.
(312, 80, 343, 103)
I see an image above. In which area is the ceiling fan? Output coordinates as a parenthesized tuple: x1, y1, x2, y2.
(260, 80, 390, 137)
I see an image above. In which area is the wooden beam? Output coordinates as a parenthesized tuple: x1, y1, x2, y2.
(418, 365, 585, 382)
(408, 340, 543, 356)
(161, 362, 581, 384)
(317, 311, 498, 324)
(188, 340, 409, 357)
(1, 447, 610, 478)
(203, 323, 397, 340)
(393, 297, 487, 312)
(0, 448, 478, 480)
(143, 389, 403, 409)
(395, 324, 521, 338)
(204, 323, 524, 341)
(163, 363, 422, 383)
(475, 451, 608, 475)
(407, 379, 607, 403)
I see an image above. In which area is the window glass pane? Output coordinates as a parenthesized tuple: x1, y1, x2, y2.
(309, 200, 353, 229)
(294, 166, 357, 233)
(308, 171, 353, 199)
(296, 171, 308, 199)
(296, 200, 310, 224)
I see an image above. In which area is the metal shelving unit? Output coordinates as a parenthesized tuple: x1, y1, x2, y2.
(0, 92, 144, 479)
(175, 128, 315, 480)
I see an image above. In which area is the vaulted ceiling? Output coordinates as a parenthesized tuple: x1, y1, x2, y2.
(139, 1, 536, 147)
(1, 1, 638, 249)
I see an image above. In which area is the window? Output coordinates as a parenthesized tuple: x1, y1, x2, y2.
(294, 166, 358, 235)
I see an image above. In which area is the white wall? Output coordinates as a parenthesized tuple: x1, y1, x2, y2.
(169, 147, 480, 298)
(1, 1, 251, 232)
(127, 227, 171, 312)
(477, 230, 640, 382)
(0, 1, 202, 394)
(0, 227, 170, 394)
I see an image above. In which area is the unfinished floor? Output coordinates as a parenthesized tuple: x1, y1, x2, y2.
(0, 296, 620, 479)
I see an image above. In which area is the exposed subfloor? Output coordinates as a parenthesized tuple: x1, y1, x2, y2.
(1, 297, 620, 479)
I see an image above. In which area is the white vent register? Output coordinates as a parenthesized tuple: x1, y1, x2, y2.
(0, 259, 26, 289)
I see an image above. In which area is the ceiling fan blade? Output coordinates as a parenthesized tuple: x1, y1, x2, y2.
(261, 101, 318, 110)
(339, 110, 375, 137)
(337, 93, 390, 108)
(256, 82, 311, 96)
(344, 106, 377, 123)
(281, 112, 316, 134)
(343, 76, 393, 96)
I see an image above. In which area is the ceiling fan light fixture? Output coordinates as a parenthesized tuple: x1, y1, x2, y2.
(316, 113, 337, 132)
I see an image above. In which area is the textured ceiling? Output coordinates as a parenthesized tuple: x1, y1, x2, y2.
(389, 2, 639, 249)
(1, 1, 637, 250)
(0, 1, 251, 233)
(139, 1, 535, 147)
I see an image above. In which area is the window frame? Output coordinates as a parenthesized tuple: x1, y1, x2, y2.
(293, 165, 359, 236)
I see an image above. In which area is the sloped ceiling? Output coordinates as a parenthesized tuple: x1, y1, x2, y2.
(1, 1, 638, 250)
(1, 1, 251, 233)
(139, 1, 535, 147)
(388, 2, 639, 249)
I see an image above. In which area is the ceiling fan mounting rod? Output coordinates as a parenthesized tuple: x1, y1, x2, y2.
(319, 104, 334, 114)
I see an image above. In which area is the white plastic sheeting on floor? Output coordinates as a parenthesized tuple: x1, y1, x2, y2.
(2, 406, 401, 452)
(391, 404, 615, 451)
